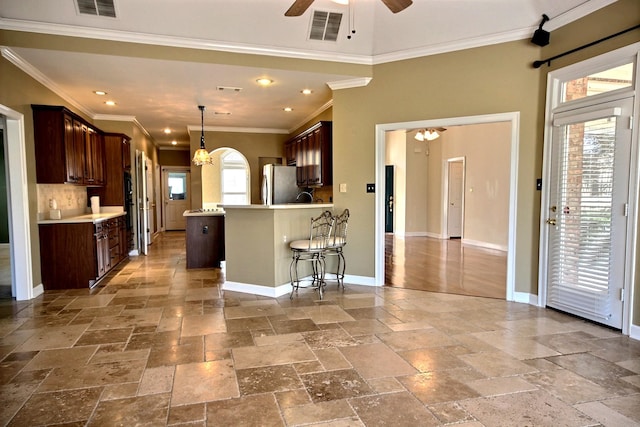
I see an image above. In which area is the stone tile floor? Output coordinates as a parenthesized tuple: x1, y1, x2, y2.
(0, 232, 639, 426)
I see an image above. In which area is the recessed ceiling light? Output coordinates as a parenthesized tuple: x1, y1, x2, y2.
(171, 140, 177, 145)
(301, 89, 313, 95)
(105, 100, 116, 106)
(164, 128, 171, 134)
(283, 107, 293, 112)
(93, 90, 107, 96)
(256, 78, 273, 86)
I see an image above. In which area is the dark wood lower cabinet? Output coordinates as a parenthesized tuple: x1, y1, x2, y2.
(39, 215, 128, 290)
(186, 215, 225, 269)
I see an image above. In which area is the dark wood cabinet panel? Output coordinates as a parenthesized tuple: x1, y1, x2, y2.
(39, 223, 98, 290)
(39, 216, 127, 290)
(84, 128, 105, 186)
(89, 133, 130, 206)
(286, 121, 332, 187)
(186, 216, 225, 269)
(32, 105, 105, 186)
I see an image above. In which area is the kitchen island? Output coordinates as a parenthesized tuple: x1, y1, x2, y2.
(222, 203, 333, 297)
(183, 209, 225, 269)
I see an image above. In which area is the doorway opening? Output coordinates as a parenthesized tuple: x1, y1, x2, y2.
(445, 157, 465, 239)
(0, 105, 36, 300)
(376, 112, 519, 301)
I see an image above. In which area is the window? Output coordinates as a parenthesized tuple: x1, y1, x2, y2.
(221, 151, 249, 204)
(562, 62, 634, 103)
(168, 172, 187, 200)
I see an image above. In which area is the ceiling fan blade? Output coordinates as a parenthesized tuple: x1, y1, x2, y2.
(285, 0, 315, 16)
(380, 0, 413, 13)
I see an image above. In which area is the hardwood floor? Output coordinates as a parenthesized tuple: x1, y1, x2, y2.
(385, 234, 507, 299)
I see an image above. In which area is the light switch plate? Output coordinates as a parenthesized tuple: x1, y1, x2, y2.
(366, 183, 375, 193)
(339, 183, 347, 193)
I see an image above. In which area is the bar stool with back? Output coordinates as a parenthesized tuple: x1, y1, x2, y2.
(289, 210, 334, 299)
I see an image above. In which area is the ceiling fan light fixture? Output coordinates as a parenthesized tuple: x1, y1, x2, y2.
(192, 105, 213, 166)
(414, 131, 425, 142)
(424, 129, 440, 141)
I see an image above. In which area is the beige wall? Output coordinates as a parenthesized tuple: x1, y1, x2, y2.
(440, 122, 511, 248)
(201, 149, 224, 206)
(159, 149, 190, 167)
(404, 133, 429, 234)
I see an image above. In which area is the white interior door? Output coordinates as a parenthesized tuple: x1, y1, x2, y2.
(136, 151, 149, 255)
(145, 158, 154, 243)
(163, 168, 190, 231)
(545, 98, 632, 329)
(447, 159, 464, 238)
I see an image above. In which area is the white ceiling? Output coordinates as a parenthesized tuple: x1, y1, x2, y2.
(0, 0, 616, 147)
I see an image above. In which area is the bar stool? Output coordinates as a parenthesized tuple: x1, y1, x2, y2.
(289, 210, 334, 299)
(326, 209, 349, 289)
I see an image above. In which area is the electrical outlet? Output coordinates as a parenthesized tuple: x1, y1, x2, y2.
(366, 183, 375, 193)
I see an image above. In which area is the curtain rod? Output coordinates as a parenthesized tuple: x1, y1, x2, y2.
(533, 24, 640, 69)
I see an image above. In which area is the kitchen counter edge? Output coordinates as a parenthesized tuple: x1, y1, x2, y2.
(37, 211, 126, 225)
(222, 203, 334, 210)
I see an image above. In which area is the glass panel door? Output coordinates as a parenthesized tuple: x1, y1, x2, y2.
(545, 98, 632, 328)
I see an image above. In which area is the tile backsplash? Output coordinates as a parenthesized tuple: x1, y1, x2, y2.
(37, 184, 87, 215)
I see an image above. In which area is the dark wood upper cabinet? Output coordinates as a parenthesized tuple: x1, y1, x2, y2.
(32, 105, 104, 186)
(88, 133, 131, 206)
(286, 121, 332, 187)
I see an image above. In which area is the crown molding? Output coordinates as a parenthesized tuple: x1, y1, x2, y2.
(1, 46, 93, 117)
(545, 0, 618, 31)
(94, 113, 137, 122)
(290, 100, 333, 133)
(187, 125, 290, 134)
(327, 77, 372, 90)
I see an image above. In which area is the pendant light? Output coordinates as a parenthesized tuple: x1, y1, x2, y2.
(192, 105, 213, 166)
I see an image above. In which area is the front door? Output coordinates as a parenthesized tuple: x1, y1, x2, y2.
(164, 168, 190, 231)
(385, 165, 394, 233)
(545, 98, 633, 329)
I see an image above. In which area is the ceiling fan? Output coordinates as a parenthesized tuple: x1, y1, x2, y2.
(285, 0, 413, 16)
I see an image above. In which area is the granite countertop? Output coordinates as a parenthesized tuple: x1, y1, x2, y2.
(183, 209, 225, 217)
(222, 203, 333, 210)
(37, 210, 126, 225)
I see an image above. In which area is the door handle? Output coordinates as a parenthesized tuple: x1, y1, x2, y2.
(546, 218, 557, 226)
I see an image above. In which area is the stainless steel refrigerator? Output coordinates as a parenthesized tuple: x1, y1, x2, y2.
(261, 164, 299, 205)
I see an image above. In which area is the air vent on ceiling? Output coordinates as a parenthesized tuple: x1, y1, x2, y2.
(76, 0, 117, 18)
(216, 86, 243, 93)
(309, 11, 342, 42)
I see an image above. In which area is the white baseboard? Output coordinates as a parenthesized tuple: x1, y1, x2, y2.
(404, 231, 429, 237)
(32, 283, 44, 299)
(222, 274, 380, 298)
(513, 291, 538, 305)
(462, 238, 507, 252)
(129, 249, 139, 256)
(630, 324, 640, 341)
(343, 275, 379, 286)
(222, 281, 291, 298)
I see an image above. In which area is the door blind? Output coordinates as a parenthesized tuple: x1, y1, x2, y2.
(547, 116, 618, 320)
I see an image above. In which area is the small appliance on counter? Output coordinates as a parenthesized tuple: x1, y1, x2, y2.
(261, 164, 299, 205)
